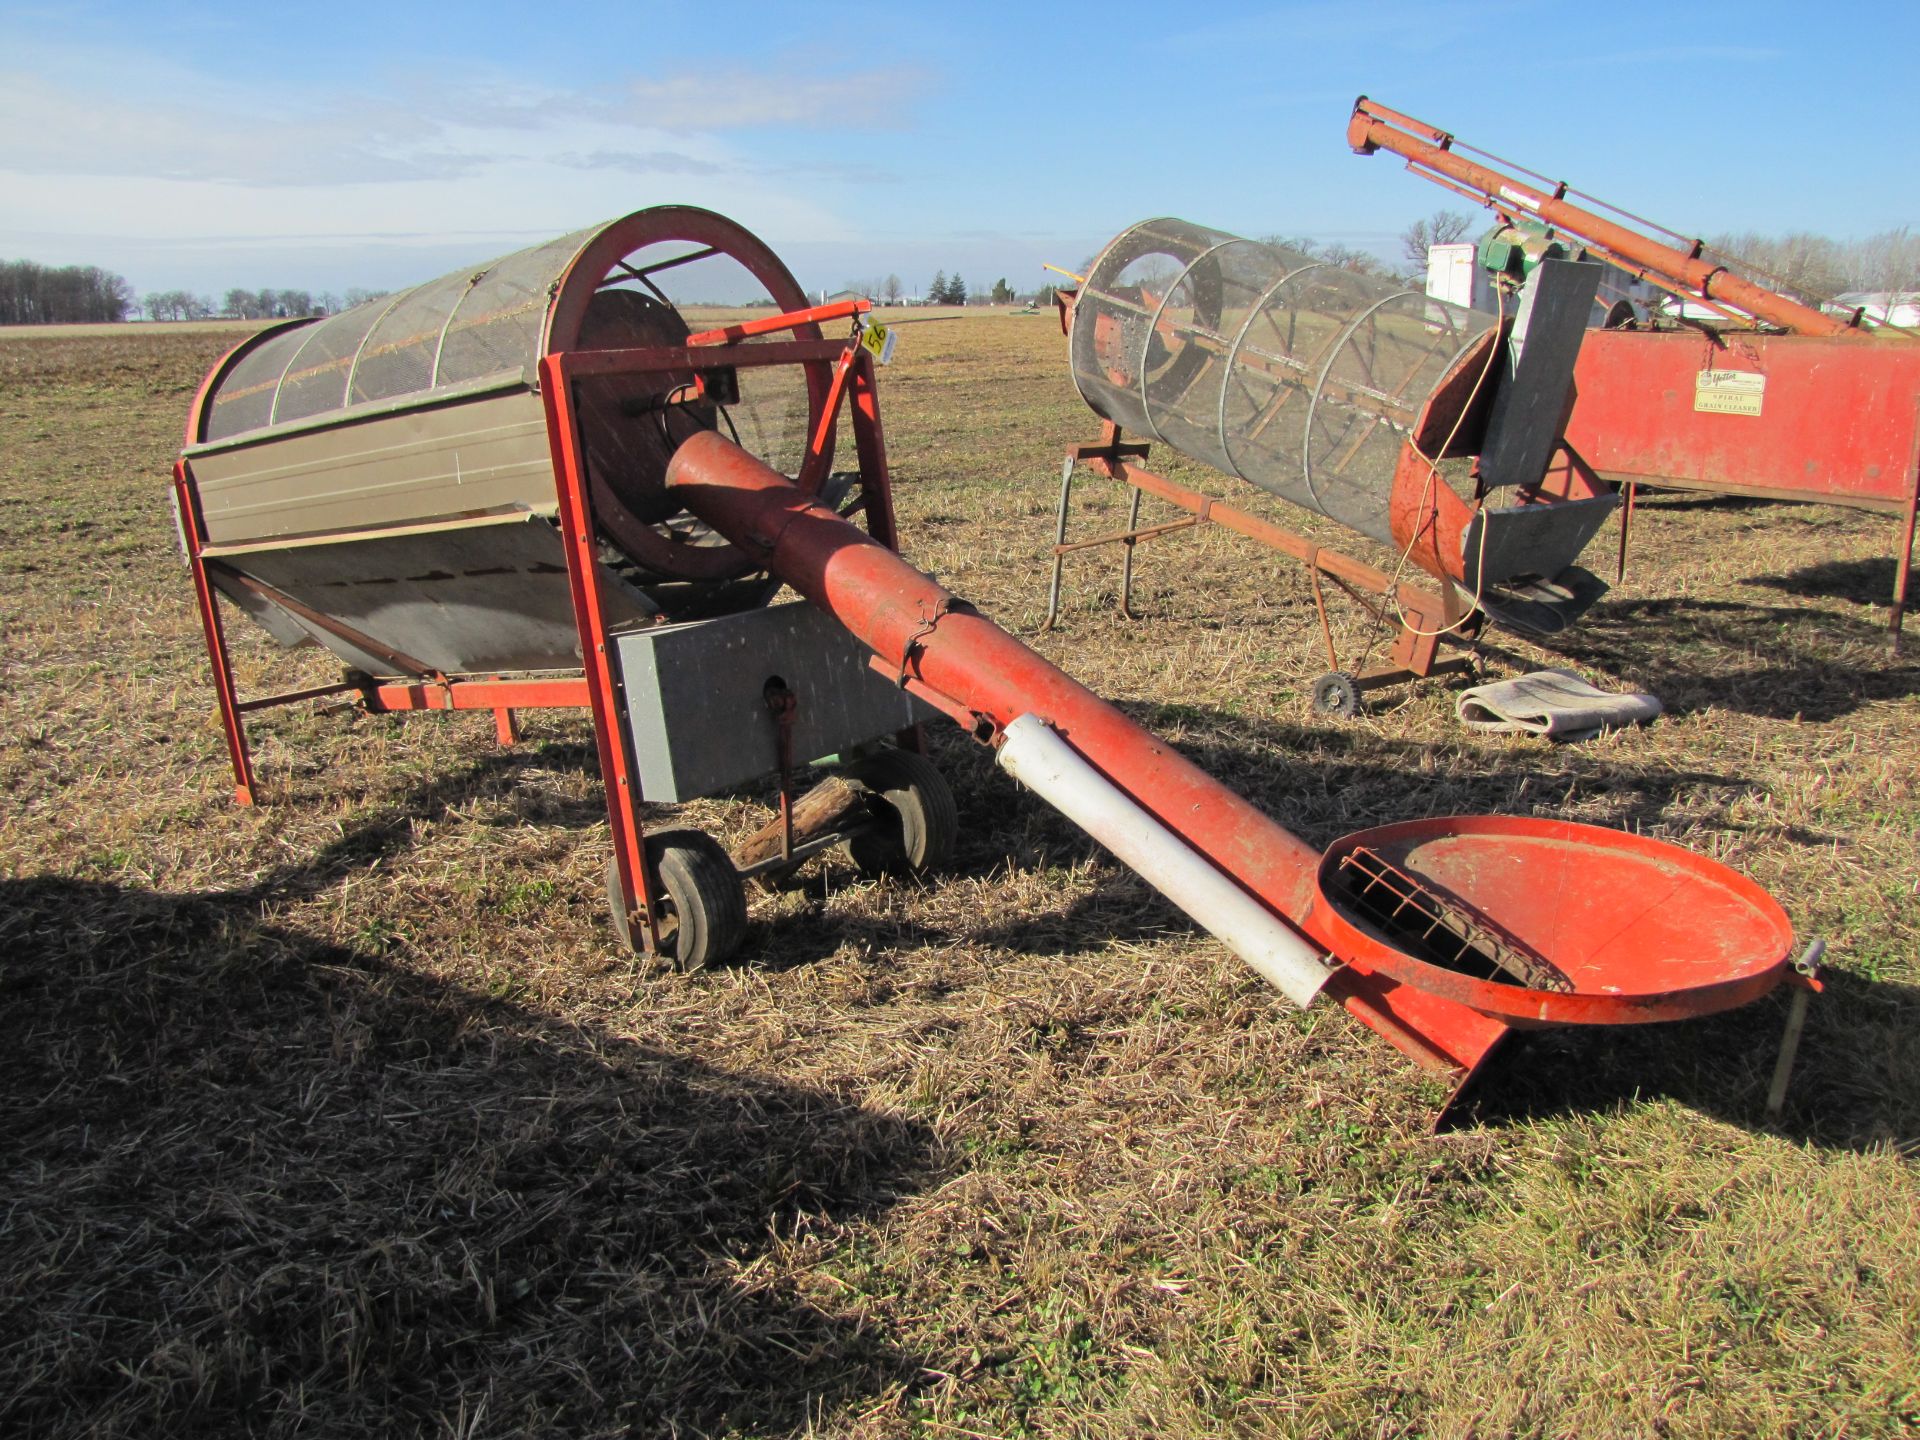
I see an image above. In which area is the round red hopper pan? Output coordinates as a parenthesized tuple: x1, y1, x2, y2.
(1317, 815, 1798, 1030)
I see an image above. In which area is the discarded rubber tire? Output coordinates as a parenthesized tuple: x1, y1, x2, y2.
(1310, 670, 1362, 721)
(605, 829, 747, 969)
(842, 747, 958, 879)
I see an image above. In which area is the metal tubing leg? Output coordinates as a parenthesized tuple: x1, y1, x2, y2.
(191, 558, 258, 807)
(1616, 480, 1637, 585)
(1044, 452, 1077, 630)
(1119, 486, 1144, 620)
(1765, 987, 1813, 1118)
(1766, 939, 1825, 1118)
(1892, 406, 1919, 655)
(175, 462, 258, 806)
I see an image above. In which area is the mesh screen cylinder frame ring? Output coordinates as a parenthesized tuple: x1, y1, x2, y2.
(1070, 218, 1230, 435)
(547, 208, 835, 583)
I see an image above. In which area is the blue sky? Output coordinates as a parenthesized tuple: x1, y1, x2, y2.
(3, 0, 1915, 301)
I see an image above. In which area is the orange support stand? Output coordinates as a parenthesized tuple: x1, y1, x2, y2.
(539, 351, 663, 955)
(173, 459, 258, 807)
(536, 315, 903, 950)
(1043, 425, 1477, 709)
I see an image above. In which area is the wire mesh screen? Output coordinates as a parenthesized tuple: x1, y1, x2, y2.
(271, 308, 379, 426)
(436, 229, 596, 388)
(205, 325, 311, 440)
(201, 229, 600, 442)
(1072, 218, 1493, 544)
(191, 208, 821, 597)
(347, 273, 469, 409)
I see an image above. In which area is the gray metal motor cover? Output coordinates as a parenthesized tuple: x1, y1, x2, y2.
(615, 600, 934, 802)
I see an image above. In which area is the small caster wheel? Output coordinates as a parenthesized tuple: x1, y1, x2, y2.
(841, 747, 958, 879)
(1309, 670, 1362, 721)
(605, 829, 747, 970)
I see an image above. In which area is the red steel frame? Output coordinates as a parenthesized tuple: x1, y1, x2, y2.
(1569, 338, 1920, 650)
(177, 300, 897, 953)
(1347, 94, 1920, 646)
(1346, 95, 1858, 339)
(1043, 423, 1478, 697)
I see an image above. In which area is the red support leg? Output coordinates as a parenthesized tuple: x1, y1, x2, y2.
(797, 346, 857, 495)
(494, 708, 520, 746)
(1892, 402, 1920, 655)
(848, 348, 924, 754)
(538, 356, 660, 953)
(173, 461, 257, 806)
(849, 349, 901, 550)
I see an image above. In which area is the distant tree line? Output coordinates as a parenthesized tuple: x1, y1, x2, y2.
(0, 260, 399, 326)
(217, 288, 320, 321)
(141, 290, 217, 321)
(0, 260, 136, 324)
(144, 287, 389, 322)
(1706, 227, 1919, 300)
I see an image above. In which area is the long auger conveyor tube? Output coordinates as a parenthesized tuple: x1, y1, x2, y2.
(662, 430, 1810, 1098)
(664, 430, 1366, 1013)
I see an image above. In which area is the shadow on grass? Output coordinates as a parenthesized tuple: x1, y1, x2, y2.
(1138, 704, 1770, 849)
(1522, 595, 1918, 722)
(1746, 554, 1905, 607)
(1454, 969, 1920, 1155)
(0, 868, 937, 1438)
(230, 704, 1911, 1158)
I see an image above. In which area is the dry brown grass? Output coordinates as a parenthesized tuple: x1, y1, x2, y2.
(1, 315, 1916, 1438)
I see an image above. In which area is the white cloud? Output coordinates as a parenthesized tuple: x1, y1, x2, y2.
(0, 44, 921, 290)
(623, 66, 932, 131)
(0, 71, 496, 186)
(554, 150, 728, 177)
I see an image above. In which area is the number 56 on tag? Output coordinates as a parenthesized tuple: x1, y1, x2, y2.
(859, 320, 898, 365)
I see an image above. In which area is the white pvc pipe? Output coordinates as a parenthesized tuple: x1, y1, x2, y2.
(995, 713, 1335, 1008)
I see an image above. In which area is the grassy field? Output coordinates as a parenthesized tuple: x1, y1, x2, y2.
(1, 314, 1916, 1438)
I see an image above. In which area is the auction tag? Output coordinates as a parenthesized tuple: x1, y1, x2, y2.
(859, 319, 898, 365)
(1694, 368, 1765, 416)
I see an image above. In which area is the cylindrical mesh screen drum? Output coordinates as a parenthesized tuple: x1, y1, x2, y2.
(1070, 218, 1494, 545)
(193, 207, 828, 597)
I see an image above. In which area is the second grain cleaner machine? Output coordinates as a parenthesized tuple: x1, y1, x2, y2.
(175, 206, 1817, 1110)
(1047, 216, 1623, 714)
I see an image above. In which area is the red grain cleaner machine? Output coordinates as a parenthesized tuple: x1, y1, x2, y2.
(1347, 96, 1920, 649)
(175, 207, 1817, 1111)
(1044, 215, 1622, 717)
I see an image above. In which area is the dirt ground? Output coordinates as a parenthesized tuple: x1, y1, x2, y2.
(2, 314, 1915, 1438)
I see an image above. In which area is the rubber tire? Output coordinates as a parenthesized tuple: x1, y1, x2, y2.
(605, 830, 747, 970)
(1310, 671, 1362, 721)
(841, 747, 958, 879)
